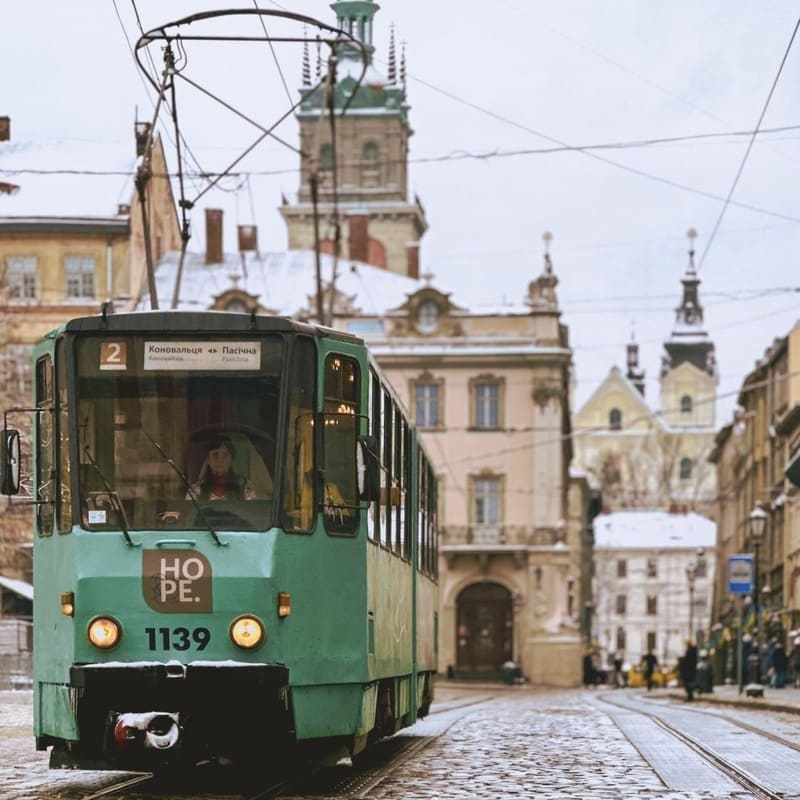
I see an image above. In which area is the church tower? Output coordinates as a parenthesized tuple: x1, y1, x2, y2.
(279, 0, 428, 277)
(660, 229, 718, 428)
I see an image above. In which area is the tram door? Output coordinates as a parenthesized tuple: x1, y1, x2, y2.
(456, 582, 512, 675)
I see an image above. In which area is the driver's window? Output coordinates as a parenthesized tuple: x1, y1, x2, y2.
(35, 356, 55, 536)
(322, 354, 359, 535)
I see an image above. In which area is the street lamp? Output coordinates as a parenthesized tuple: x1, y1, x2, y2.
(747, 506, 767, 695)
(686, 562, 698, 643)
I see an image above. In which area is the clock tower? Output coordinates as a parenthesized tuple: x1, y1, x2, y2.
(279, 0, 427, 277)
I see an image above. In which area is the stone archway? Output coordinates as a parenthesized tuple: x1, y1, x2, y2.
(455, 582, 513, 677)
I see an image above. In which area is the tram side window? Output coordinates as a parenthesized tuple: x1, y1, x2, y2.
(56, 338, 71, 533)
(322, 354, 360, 535)
(35, 356, 55, 536)
(283, 336, 316, 532)
(417, 453, 438, 578)
(368, 369, 382, 542)
(382, 388, 393, 548)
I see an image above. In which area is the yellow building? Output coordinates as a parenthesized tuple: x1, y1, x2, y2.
(710, 322, 800, 679)
(0, 116, 180, 581)
(573, 233, 718, 517)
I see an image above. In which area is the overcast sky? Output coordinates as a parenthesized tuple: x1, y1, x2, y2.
(3, 1, 800, 424)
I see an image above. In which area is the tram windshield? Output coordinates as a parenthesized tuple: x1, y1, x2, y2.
(74, 335, 285, 531)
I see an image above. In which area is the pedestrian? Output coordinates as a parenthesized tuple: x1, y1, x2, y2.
(680, 639, 698, 701)
(613, 652, 624, 688)
(583, 650, 596, 688)
(791, 637, 800, 688)
(770, 640, 788, 688)
(643, 649, 658, 691)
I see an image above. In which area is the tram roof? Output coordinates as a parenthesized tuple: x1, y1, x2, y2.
(61, 311, 362, 345)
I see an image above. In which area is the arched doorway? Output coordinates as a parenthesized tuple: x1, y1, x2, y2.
(455, 582, 513, 678)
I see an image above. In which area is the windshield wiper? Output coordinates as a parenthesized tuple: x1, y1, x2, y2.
(142, 430, 227, 547)
(82, 446, 137, 547)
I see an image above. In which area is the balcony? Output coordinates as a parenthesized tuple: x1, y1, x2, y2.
(440, 524, 567, 568)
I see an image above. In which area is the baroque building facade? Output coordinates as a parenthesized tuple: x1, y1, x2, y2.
(572, 232, 718, 518)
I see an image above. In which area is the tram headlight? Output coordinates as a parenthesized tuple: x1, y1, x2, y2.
(230, 615, 265, 649)
(87, 616, 122, 650)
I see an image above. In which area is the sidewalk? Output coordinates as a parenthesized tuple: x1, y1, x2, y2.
(662, 681, 800, 715)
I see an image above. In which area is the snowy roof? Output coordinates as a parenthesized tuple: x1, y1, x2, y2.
(140, 249, 533, 321)
(0, 575, 33, 601)
(0, 136, 136, 219)
(593, 510, 716, 550)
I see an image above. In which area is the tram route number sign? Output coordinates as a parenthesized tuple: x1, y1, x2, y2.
(728, 554, 754, 595)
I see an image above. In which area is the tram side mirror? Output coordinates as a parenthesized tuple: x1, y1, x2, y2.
(356, 435, 379, 502)
(1, 429, 21, 495)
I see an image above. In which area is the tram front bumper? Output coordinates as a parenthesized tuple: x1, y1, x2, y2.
(68, 661, 291, 766)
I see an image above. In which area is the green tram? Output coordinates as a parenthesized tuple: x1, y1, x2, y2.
(1, 311, 438, 771)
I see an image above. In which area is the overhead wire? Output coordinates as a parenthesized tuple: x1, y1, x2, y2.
(697, 14, 800, 271)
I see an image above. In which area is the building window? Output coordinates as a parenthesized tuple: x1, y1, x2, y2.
(361, 139, 381, 188)
(415, 299, 440, 333)
(646, 631, 657, 652)
(680, 395, 692, 414)
(616, 627, 626, 652)
(413, 379, 441, 428)
(615, 594, 626, 615)
(472, 379, 502, 429)
(617, 559, 627, 578)
(319, 143, 334, 170)
(6, 256, 37, 300)
(647, 558, 657, 578)
(679, 457, 692, 480)
(65, 256, 96, 299)
(471, 476, 501, 526)
(609, 408, 622, 430)
(646, 596, 658, 615)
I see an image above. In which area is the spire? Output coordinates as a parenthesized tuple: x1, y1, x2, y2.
(302, 29, 311, 86)
(400, 40, 407, 89)
(387, 23, 397, 84)
(661, 227, 717, 379)
(674, 228, 703, 329)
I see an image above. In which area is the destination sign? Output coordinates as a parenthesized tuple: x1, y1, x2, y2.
(143, 341, 261, 371)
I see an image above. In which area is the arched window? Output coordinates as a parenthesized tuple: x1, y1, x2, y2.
(680, 395, 692, 414)
(679, 457, 692, 480)
(609, 408, 622, 430)
(319, 143, 334, 170)
(361, 140, 381, 188)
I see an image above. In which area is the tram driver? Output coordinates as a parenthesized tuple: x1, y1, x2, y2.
(186, 436, 257, 502)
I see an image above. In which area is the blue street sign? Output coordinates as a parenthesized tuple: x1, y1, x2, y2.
(728, 554, 754, 595)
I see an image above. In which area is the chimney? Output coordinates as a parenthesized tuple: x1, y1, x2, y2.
(205, 208, 224, 264)
(238, 224, 258, 252)
(348, 214, 369, 263)
(0, 117, 9, 142)
(406, 242, 420, 280)
(134, 121, 151, 157)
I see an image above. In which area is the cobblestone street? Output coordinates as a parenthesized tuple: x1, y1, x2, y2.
(4, 683, 800, 799)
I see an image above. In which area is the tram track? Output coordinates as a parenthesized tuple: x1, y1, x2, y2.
(598, 692, 792, 800)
